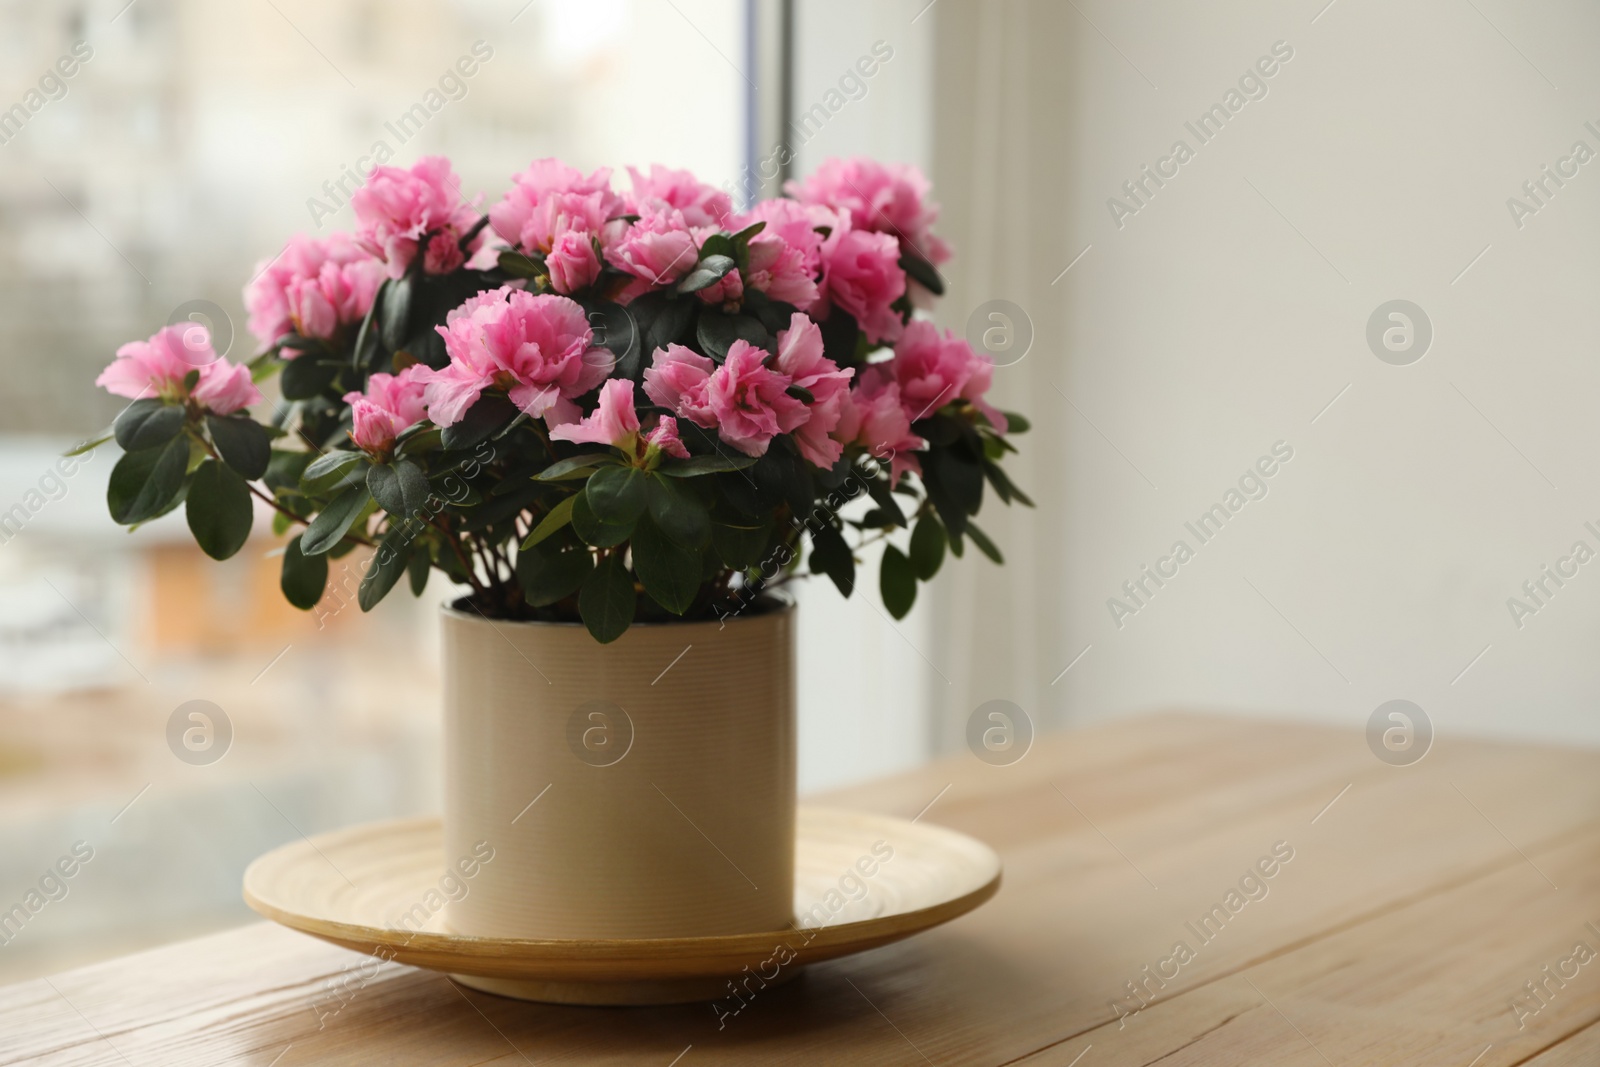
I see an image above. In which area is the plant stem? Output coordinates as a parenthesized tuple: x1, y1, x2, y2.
(433, 516, 486, 597)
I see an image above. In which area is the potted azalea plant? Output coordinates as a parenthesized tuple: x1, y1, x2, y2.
(86, 155, 1029, 958)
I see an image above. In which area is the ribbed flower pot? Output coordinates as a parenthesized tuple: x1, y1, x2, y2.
(440, 599, 796, 948)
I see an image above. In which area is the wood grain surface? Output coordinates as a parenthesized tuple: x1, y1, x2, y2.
(3, 711, 1599, 1065)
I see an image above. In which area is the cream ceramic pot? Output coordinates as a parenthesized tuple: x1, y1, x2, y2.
(440, 601, 795, 941)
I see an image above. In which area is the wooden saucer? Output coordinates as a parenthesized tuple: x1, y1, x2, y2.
(243, 807, 1001, 1005)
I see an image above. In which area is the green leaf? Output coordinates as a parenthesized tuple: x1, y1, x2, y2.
(497, 249, 544, 278)
(910, 514, 946, 581)
(982, 458, 1034, 507)
(754, 443, 813, 516)
(206, 415, 271, 480)
(358, 524, 413, 612)
(280, 357, 338, 400)
(864, 476, 907, 527)
(408, 548, 431, 596)
(265, 449, 313, 495)
(351, 280, 383, 369)
(366, 459, 431, 518)
(966, 521, 1004, 564)
(107, 436, 190, 525)
(921, 449, 979, 538)
(440, 393, 516, 451)
(711, 519, 770, 569)
(585, 465, 648, 524)
(881, 544, 917, 619)
(809, 522, 855, 596)
(571, 490, 634, 548)
(518, 544, 594, 607)
(521, 494, 577, 549)
(579, 553, 636, 643)
(899, 250, 944, 295)
(677, 253, 736, 294)
(719, 466, 764, 516)
(945, 452, 985, 513)
(300, 450, 367, 495)
(818, 305, 862, 368)
(729, 221, 766, 273)
(917, 414, 963, 447)
(396, 425, 443, 456)
(379, 273, 413, 352)
(494, 412, 531, 440)
(645, 473, 710, 549)
(329, 537, 362, 560)
(300, 484, 372, 555)
(280, 534, 328, 609)
(587, 301, 640, 380)
(1001, 411, 1030, 434)
(64, 433, 114, 457)
(696, 312, 770, 361)
(274, 333, 326, 357)
(185, 459, 254, 560)
(742, 289, 799, 334)
(114, 399, 185, 452)
(698, 233, 736, 260)
(249, 353, 282, 383)
(631, 290, 695, 357)
(631, 517, 701, 615)
(535, 453, 620, 481)
(657, 453, 758, 477)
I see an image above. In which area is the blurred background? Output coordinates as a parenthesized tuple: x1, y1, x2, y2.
(2, 0, 1597, 983)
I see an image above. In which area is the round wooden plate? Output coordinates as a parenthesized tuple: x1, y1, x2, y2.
(243, 806, 1001, 1005)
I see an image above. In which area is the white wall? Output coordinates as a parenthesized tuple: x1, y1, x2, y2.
(926, 0, 1600, 750)
(787, 0, 942, 791)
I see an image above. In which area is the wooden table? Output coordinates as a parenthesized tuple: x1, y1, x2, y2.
(4, 712, 1599, 1065)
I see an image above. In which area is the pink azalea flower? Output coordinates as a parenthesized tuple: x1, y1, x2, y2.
(488, 159, 622, 252)
(641, 344, 718, 427)
(545, 230, 602, 294)
(704, 342, 810, 456)
(643, 341, 806, 457)
(500, 190, 612, 257)
(549, 378, 639, 450)
(643, 415, 690, 459)
(772, 313, 853, 467)
(787, 156, 951, 266)
(423, 231, 466, 274)
(351, 156, 482, 279)
(817, 212, 907, 344)
(416, 288, 610, 427)
(625, 164, 733, 229)
(734, 198, 826, 309)
(244, 233, 383, 352)
(694, 266, 745, 306)
(834, 367, 926, 484)
(190, 362, 263, 416)
(95, 324, 262, 415)
(96, 325, 210, 399)
(743, 233, 818, 309)
(605, 206, 700, 289)
(548, 378, 691, 462)
(343, 366, 428, 454)
(890, 319, 1007, 430)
